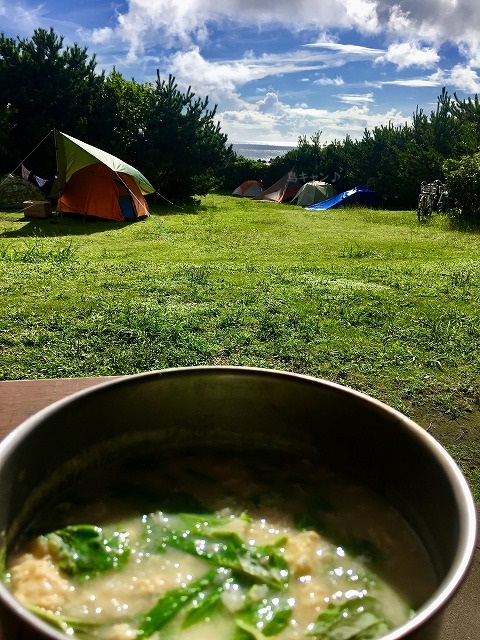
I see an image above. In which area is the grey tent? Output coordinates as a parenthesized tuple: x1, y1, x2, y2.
(291, 181, 337, 206)
(0, 174, 47, 209)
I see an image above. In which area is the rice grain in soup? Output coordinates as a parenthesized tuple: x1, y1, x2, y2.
(5, 453, 437, 640)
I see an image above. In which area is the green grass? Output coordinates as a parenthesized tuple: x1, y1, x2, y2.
(1, 196, 480, 498)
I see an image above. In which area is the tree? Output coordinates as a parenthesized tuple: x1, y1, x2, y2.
(142, 73, 234, 201)
(101, 70, 156, 167)
(0, 28, 105, 174)
(449, 92, 480, 153)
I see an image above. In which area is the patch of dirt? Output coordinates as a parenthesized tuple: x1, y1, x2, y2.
(412, 409, 480, 499)
(422, 409, 480, 447)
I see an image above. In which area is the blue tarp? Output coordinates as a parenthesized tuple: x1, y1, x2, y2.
(305, 186, 376, 210)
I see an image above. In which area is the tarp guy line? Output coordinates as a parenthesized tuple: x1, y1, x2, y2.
(115, 171, 175, 243)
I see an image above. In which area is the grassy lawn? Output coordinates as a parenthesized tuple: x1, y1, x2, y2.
(1, 194, 480, 498)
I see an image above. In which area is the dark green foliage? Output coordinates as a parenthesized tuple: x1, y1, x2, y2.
(443, 152, 480, 221)
(99, 70, 157, 167)
(450, 91, 480, 153)
(222, 155, 268, 192)
(0, 28, 105, 174)
(142, 73, 235, 201)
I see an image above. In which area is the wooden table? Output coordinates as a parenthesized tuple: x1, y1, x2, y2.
(0, 377, 479, 639)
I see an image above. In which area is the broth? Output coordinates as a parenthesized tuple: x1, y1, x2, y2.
(6, 453, 437, 640)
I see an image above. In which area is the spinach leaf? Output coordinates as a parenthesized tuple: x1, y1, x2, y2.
(42, 524, 130, 580)
(235, 594, 294, 639)
(307, 596, 391, 640)
(168, 512, 234, 532)
(138, 567, 221, 637)
(181, 580, 228, 628)
(159, 527, 289, 589)
(25, 604, 101, 636)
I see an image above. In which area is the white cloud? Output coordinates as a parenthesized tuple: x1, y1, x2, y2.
(314, 76, 345, 86)
(345, 0, 380, 34)
(257, 92, 281, 113)
(434, 64, 480, 93)
(376, 77, 442, 88)
(83, 0, 480, 69)
(386, 5, 413, 37)
(336, 93, 375, 105)
(378, 41, 440, 70)
(169, 47, 253, 102)
(304, 41, 385, 58)
(220, 97, 407, 145)
(166, 47, 356, 108)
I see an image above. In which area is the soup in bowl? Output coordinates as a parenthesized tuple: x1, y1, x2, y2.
(0, 367, 476, 640)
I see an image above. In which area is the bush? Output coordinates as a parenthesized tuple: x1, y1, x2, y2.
(443, 153, 480, 221)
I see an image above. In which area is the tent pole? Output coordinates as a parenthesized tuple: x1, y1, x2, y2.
(53, 128, 59, 178)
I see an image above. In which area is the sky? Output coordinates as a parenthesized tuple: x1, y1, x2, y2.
(2, 0, 480, 146)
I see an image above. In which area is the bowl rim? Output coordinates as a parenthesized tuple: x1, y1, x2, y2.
(0, 366, 476, 640)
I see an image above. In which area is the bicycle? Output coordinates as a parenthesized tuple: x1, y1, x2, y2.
(417, 182, 433, 222)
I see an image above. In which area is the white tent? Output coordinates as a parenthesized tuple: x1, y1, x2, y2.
(291, 181, 337, 207)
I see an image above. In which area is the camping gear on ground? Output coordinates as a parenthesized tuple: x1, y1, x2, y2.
(253, 167, 302, 202)
(291, 180, 337, 206)
(55, 131, 155, 221)
(305, 186, 376, 210)
(232, 179, 263, 197)
(23, 200, 52, 219)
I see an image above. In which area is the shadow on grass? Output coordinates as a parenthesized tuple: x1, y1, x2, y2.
(0, 212, 151, 238)
(0, 201, 198, 238)
(444, 214, 480, 234)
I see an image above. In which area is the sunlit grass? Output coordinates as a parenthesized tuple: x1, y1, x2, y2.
(1, 196, 480, 496)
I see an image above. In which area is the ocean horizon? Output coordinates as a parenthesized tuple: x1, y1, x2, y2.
(232, 142, 295, 162)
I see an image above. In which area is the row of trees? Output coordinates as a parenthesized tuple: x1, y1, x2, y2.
(2, 28, 480, 216)
(0, 28, 234, 201)
(231, 89, 480, 217)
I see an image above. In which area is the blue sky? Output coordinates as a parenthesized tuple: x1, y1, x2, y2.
(2, 0, 480, 146)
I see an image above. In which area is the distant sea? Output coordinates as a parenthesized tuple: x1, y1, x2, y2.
(232, 142, 295, 162)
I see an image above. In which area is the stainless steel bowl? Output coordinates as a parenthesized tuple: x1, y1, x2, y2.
(0, 367, 476, 640)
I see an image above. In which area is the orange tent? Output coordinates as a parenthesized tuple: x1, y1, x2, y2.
(57, 163, 149, 221)
(55, 131, 155, 221)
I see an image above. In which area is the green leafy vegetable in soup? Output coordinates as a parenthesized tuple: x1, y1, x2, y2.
(5, 456, 435, 640)
(42, 525, 130, 580)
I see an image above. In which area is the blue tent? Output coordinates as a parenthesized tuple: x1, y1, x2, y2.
(305, 186, 376, 210)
